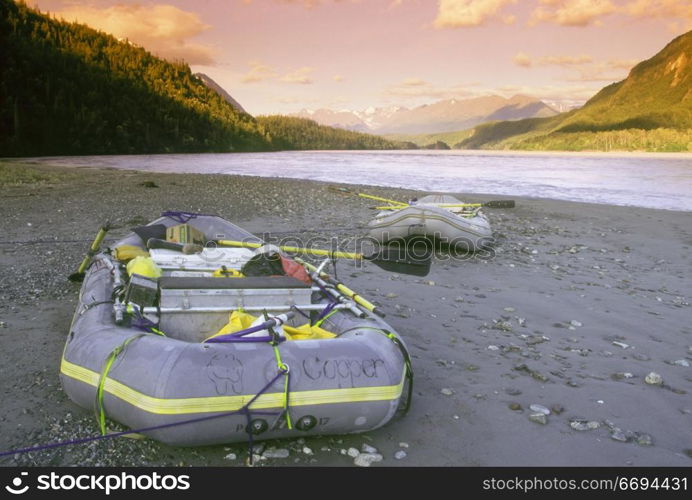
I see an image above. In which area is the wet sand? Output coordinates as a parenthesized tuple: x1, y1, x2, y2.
(0, 161, 690, 466)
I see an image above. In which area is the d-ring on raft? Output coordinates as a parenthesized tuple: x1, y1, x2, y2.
(61, 213, 413, 446)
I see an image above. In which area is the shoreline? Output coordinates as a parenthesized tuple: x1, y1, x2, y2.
(3, 157, 691, 214)
(5, 148, 692, 161)
(0, 163, 690, 467)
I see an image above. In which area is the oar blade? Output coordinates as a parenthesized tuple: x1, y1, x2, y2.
(328, 186, 354, 196)
(484, 200, 515, 208)
(68, 271, 85, 283)
(365, 243, 433, 277)
(68, 223, 110, 282)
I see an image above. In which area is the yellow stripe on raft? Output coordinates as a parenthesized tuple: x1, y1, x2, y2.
(60, 357, 405, 415)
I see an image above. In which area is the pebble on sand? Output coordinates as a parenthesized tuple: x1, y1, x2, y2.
(361, 443, 378, 454)
(529, 404, 551, 415)
(644, 372, 663, 386)
(636, 434, 654, 446)
(570, 419, 601, 431)
(551, 404, 565, 415)
(262, 447, 290, 459)
(354, 453, 383, 467)
(394, 450, 407, 460)
(441, 388, 454, 396)
(529, 413, 548, 425)
(610, 430, 629, 443)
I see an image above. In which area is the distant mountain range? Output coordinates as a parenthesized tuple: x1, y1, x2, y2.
(291, 95, 558, 135)
(455, 29, 692, 151)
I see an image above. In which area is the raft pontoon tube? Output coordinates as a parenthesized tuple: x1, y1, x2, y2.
(367, 194, 493, 251)
(61, 214, 412, 446)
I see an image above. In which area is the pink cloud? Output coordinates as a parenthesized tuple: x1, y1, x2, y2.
(244, 0, 358, 7)
(400, 78, 429, 86)
(241, 61, 279, 83)
(279, 67, 316, 84)
(624, 0, 692, 31)
(45, 3, 216, 64)
(530, 0, 616, 27)
(434, 0, 517, 28)
(514, 52, 593, 68)
(383, 78, 477, 99)
(513, 52, 533, 67)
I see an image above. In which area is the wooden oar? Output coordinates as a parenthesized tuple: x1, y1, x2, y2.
(68, 223, 111, 282)
(215, 239, 432, 277)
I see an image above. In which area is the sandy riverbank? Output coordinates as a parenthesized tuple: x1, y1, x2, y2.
(0, 162, 690, 467)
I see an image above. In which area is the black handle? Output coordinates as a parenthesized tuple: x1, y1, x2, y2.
(146, 238, 203, 254)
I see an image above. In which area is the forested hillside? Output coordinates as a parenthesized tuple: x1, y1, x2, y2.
(0, 0, 403, 156)
(258, 115, 404, 150)
(0, 0, 272, 156)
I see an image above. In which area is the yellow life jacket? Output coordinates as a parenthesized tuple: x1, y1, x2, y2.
(126, 256, 162, 279)
(205, 310, 337, 342)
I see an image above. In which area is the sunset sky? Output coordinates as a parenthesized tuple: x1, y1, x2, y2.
(27, 0, 692, 115)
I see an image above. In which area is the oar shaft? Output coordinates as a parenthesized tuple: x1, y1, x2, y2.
(75, 255, 91, 275)
(297, 259, 380, 315)
(433, 203, 482, 208)
(335, 282, 380, 316)
(357, 193, 408, 206)
(76, 225, 109, 274)
(216, 240, 365, 261)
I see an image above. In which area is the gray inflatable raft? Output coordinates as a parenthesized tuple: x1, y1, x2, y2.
(367, 194, 493, 251)
(61, 214, 411, 446)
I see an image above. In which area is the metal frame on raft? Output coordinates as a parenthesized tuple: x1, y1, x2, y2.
(143, 303, 355, 314)
(96, 247, 382, 339)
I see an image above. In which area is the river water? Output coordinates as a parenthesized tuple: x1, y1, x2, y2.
(22, 150, 692, 211)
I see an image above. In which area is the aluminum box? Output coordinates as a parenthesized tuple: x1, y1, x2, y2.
(158, 276, 313, 342)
